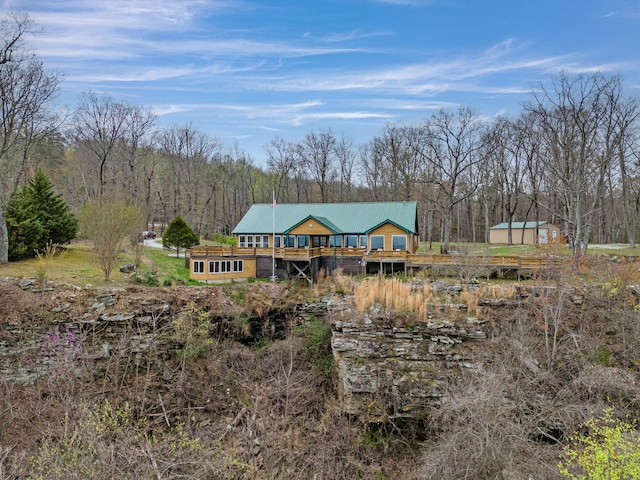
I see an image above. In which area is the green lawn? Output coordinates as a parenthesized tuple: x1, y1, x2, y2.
(418, 241, 640, 257)
(0, 239, 198, 287)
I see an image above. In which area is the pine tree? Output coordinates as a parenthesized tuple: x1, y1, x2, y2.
(7, 169, 78, 260)
(162, 216, 199, 257)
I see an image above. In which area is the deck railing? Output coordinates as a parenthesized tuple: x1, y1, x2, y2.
(186, 245, 567, 271)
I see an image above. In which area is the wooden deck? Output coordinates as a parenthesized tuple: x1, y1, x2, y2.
(187, 246, 567, 272)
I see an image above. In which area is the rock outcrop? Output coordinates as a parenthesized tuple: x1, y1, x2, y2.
(331, 313, 490, 422)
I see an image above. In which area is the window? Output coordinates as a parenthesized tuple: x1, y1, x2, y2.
(360, 236, 368, 248)
(247, 235, 254, 247)
(285, 235, 296, 247)
(370, 235, 384, 250)
(329, 235, 342, 247)
(392, 235, 407, 251)
(313, 236, 327, 247)
(193, 261, 204, 274)
(274, 235, 281, 248)
(297, 235, 309, 247)
(207, 260, 243, 274)
(239, 235, 246, 247)
(345, 235, 358, 247)
(253, 235, 268, 248)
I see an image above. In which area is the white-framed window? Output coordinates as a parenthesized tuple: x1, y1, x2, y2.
(392, 235, 407, 251)
(220, 260, 231, 272)
(274, 235, 281, 247)
(209, 261, 219, 273)
(238, 235, 246, 247)
(284, 235, 296, 247)
(370, 235, 384, 250)
(262, 235, 270, 247)
(297, 235, 309, 247)
(360, 236, 368, 248)
(193, 260, 204, 274)
(234, 260, 244, 272)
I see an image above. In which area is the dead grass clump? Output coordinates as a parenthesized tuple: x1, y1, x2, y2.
(332, 268, 356, 294)
(354, 278, 440, 320)
(460, 284, 518, 316)
(313, 268, 356, 295)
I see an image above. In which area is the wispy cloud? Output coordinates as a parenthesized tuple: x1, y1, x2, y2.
(3, 0, 638, 157)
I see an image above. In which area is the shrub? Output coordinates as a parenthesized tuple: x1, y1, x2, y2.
(558, 407, 640, 479)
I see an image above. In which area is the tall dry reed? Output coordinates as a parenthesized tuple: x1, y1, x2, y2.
(354, 278, 440, 320)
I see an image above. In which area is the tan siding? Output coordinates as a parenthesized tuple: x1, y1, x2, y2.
(489, 224, 562, 245)
(289, 222, 332, 235)
(369, 223, 413, 252)
(190, 257, 256, 282)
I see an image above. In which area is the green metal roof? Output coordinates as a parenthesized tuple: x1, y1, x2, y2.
(232, 201, 418, 235)
(490, 221, 548, 230)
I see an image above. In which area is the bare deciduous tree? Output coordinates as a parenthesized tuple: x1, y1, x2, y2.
(156, 124, 220, 236)
(334, 134, 357, 202)
(71, 91, 134, 198)
(0, 13, 60, 264)
(418, 107, 486, 250)
(265, 136, 299, 203)
(523, 73, 633, 256)
(299, 129, 337, 203)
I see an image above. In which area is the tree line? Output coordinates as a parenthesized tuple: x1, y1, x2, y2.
(2, 12, 640, 264)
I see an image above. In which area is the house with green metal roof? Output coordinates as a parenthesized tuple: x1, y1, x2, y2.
(489, 221, 563, 245)
(233, 201, 419, 250)
(189, 201, 419, 282)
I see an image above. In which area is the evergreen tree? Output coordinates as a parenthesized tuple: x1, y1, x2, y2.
(7, 169, 78, 260)
(162, 216, 199, 257)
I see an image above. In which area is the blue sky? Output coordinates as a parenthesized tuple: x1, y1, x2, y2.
(3, 0, 639, 163)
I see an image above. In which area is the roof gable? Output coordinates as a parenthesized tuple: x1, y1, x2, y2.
(285, 215, 341, 234)
(365, 219, 414, 235)
(232, 201, 418, 235)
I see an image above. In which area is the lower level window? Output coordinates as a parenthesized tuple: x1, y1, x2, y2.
(207, 259, 245, 274)
(193, 261, 204, 273)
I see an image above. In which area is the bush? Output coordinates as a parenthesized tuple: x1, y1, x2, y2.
(132, 270, 159, 286)
(559, 408, 640, 479)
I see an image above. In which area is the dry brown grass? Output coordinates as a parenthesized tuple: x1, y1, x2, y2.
(313, 268, 357, 296)
(354, 277, 440, 320)
(355, 278, 520, 320)
(460, 284, 518, 316)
